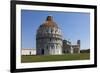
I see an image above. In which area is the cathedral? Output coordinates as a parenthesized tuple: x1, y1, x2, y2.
(36, 16, 80, 55)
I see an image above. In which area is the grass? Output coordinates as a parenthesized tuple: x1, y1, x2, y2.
(21, 53, 90, 63)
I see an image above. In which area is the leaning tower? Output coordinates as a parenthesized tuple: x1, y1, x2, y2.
(36, 16, 62, 55)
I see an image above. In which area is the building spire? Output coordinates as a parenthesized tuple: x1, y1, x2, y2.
(46, 16, 53, 21)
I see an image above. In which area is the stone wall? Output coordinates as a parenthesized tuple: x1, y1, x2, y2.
(21, 49, 36, 55)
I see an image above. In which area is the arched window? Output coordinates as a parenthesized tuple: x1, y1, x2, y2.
(51, 29, 53, 33)
(50, 38, 51, 41)
(56, 45, 57, 49)
(48, 28, 51, 33)
(46, 45, 48, 49)
(51, 45, 54, 49)
(41, 49, 44, 54)
(55, 30, 57, 33)
(57, 44, 59, 48)
(46, 29, 48, 33)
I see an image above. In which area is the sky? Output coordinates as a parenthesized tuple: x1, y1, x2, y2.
(21, 10, 90, 49)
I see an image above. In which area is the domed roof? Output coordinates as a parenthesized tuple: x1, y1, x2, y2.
(39, 16, 58, 28)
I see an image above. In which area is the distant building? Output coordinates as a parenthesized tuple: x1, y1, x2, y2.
(62, 40, 80, 54)
(21, 49, 36, 55)
(62, 40, 72, 54)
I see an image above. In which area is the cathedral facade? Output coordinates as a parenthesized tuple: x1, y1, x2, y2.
(36, 16, 62, 55)
(62, 40, 80, 54)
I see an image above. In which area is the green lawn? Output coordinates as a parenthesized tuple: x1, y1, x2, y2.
(21, 53, 90, 63)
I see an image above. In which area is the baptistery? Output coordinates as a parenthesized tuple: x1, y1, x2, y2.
(36, 16, 62, 55)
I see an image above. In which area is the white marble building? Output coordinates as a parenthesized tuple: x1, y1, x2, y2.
(36, 16, 63, 55)
(21, 49, 36, 55)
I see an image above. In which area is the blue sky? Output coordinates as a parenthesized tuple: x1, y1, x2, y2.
(21, 10, 90, 49)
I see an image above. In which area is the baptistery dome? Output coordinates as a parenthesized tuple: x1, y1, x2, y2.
(36, 16, 62, 55)
(39, 16, 58, 28)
